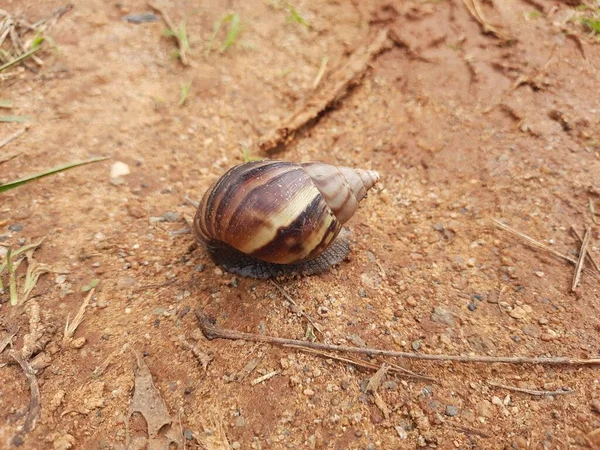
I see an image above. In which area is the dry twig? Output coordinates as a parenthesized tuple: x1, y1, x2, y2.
(250, 370, 279, 386)
(258, 28, 391, 152)
(488, 381, 574, 396)
(9, 350, 41, 435)
(294, 346, 437, 382)
(196, 311, 600, 366)
(571, 226, 600, 273)
(179, 335, 212, 370)
(571, 227, 591, 292)
(148, 2, 189, 66)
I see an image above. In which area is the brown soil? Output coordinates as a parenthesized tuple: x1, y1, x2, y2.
(1, 0, 600, 449)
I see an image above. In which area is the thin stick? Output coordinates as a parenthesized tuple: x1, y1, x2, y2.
(492, 219, 577, 265)
(293, 346, 437, 383)
(488, 381, 574, 396)
(311, 56, 328, 90)
(571, 227, 591, 292)
(147, 2, 189, 66)
(196, 311, 600, 366)
(250, 370, 279, 386)
(571, 226, 600, 273)
(9, 350, 41, 433)
(270, 280, 322, 334)
(0, 126, 28, 150)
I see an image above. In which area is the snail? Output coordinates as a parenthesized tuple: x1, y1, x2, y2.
(192, 159, 380, 278)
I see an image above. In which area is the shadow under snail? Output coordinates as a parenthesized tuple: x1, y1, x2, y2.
(192, 159, 380, 278)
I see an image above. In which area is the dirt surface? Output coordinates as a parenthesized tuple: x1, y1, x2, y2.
(1, 0, 600, 448)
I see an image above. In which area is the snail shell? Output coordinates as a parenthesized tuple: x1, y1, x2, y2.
(193, 160, 379, 278)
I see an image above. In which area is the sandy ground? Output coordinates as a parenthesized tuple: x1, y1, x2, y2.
(1, 0, 600, 449)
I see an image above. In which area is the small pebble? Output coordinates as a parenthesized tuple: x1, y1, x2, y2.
(163, 211, 179, 222)
(183, 429, 194, 440)
(214, 267, 224, 276)
(406, 296, 418, 307)
(117, 276, 136, 289)
(534, 271, 545, 277)
(467, 302, 477, 311)
(592, 399, 600, 414)
(303, 388, 315, 397)
(509, 306, 527, 320)
(8, 223, 23, 232)
(445, 405, 459, 417)
(110, 161, 130, 178)
(195, 264, 205, 272)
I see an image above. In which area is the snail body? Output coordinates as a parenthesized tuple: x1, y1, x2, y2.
(193, 160, 379, 278)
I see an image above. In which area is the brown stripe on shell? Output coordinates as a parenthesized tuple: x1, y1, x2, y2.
(214, 162, 296, 241)
(249, 193, 341, 264)
(201, 160, 276, 239)
(196, 161, 269, 240)
(217, 165, 322, 259)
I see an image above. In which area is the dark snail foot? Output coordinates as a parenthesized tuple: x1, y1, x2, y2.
(204, 238, 350, 279)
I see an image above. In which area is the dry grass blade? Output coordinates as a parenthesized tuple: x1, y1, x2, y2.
(197, 311, 600, 366)
(571, 227, 591, 292)
(312, 56, 328, 89)
(0, 126, 28, 151)
(63, 288, 94, 347)
(488, 381, 574, 396)
(492, 219, 576, 264)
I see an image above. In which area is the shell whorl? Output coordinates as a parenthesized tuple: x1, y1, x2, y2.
(193, 160, 379, 267)
(300, 162, 380, 224)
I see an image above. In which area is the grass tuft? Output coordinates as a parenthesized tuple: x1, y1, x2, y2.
(207, 13, 242, 54)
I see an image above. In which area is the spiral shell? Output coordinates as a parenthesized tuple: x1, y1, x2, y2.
(193, 160, 379, 277)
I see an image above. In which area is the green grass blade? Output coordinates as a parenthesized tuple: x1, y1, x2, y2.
(0, 156, 109, 194)
(287, 4, 310, 28)
(221, 13, 241, 53)
(0, 238, 45, 277)
(0, 99, 13, 108)
(179, 81, 192, 106)
(0, 46, 43, 73)
(0, 116, 31, 123)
